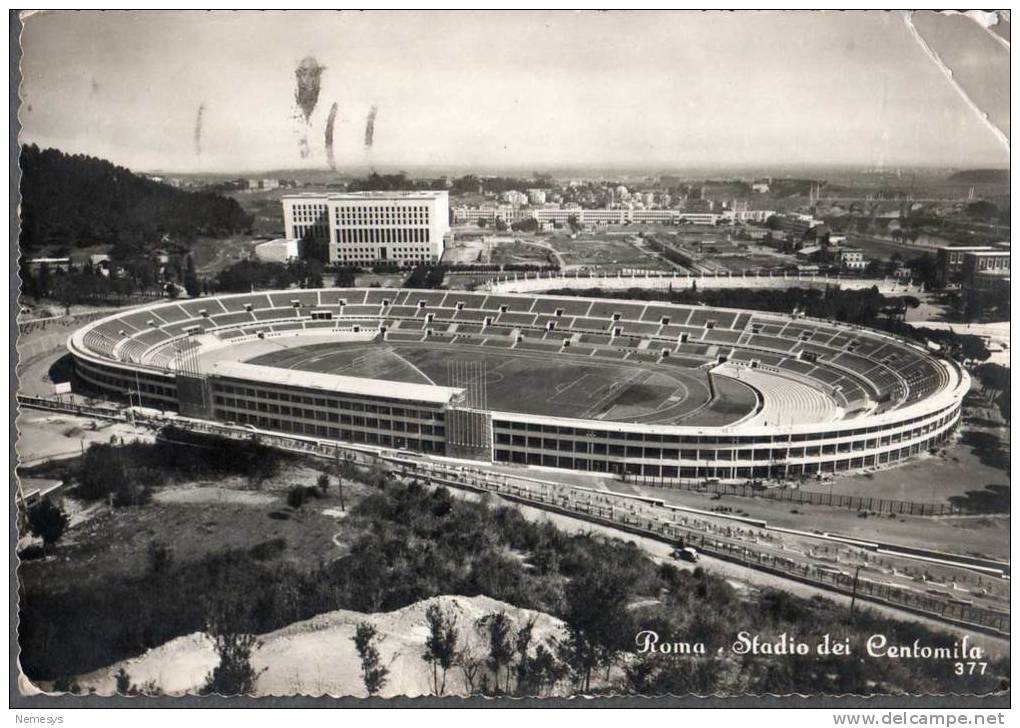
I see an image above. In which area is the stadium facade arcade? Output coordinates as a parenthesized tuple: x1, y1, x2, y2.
(68, 288, 968, 485)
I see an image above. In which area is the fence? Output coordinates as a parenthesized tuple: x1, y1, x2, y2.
(16, 309, 112, 336)
(651, 479, 1001, 517)
(16, 394, 130, 422)
(485, 270, 922, 295)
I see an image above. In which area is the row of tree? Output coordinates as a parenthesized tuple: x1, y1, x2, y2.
(19, 145, 251, 257)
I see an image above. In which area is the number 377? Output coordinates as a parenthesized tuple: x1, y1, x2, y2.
(954, 662, 987, 675)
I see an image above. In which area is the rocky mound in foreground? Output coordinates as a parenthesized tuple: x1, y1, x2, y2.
(69, 595, 565, 698)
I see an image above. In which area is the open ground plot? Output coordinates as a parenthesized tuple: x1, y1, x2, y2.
(190, 235, 261, 276)
(246, 341, 757, 425)
(15, 409, 155, 466)
(21, 467, 354, 585)
(801, 439, 1009, 506)
(545, 235, 670, 270)
(488, 239, 557, 266)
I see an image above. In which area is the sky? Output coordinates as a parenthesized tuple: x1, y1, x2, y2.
(17, 10, 1011, 174)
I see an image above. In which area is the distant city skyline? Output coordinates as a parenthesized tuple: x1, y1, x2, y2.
(18, 10, 1010, 174)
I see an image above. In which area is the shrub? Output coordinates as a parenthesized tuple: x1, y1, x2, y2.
(249, 538, 287, 561)
(18, 544, 46, 561)
(26, 499, 69, 549)
(146, 540, 174, 576)
(286, 486, 307, 509)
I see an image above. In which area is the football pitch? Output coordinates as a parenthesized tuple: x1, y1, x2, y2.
(246, 341, 758, 425)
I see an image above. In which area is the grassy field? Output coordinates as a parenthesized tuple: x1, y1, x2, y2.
(190, 234, 260, 276)
(489, 239, 556, 266)
(546, 234, 669, 270)
(22, 467, 354, 585)
(246, 341, 756, 425)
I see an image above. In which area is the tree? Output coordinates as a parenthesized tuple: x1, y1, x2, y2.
(334, 266, 357, 287)
(19, 144, 252, 261)
(183, 254, 201, 297)
(317, 473, 330, 495)
(26, 499, 68, 551)
(114, 668, 132, 695)
(146, 540, 174, 576)
(559, 563, 636, 692)
(287, 485, 308, 509)
(477, 217, 489, 229)
(301, 230, 329, 265)
(352, 622, 389, 696)
(36, 262, 51, 298)
(477, 611, 515, 694)
(973, 363, 1010, 419)
(201, 612, 264, 696)
(957, 332, 991, 363)
(511, 616, 547, 695)
(422, 603, 459, 696)
(404, 264, 446, 289)
(511, 218, 539, 233)
(454, 641, 487, 695)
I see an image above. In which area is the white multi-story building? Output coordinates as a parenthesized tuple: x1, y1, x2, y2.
(838, 248, 868, 271)
(677, 212, 721, 225)
(453, 205, 532, 225)
(283, 191, 450, 266)
(282, 193, 330, 242)
(501, 190, 529, 206)
(526, 189, 547, 205)
(722, 209, 776, 224)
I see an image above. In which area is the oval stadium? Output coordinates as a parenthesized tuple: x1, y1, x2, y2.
(67, 288, 969, 484)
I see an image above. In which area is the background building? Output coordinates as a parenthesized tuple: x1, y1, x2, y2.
(283, 191, 450, 266)
(961, 249, 1010, 292)
(936, 243, 1010, 288)
(837, 248, 867, 271)
(282, 194, 330, 242)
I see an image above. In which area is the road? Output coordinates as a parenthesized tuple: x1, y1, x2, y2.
(460, 484, 1011, 659)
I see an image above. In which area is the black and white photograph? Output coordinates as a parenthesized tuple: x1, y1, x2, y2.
(10, 8, 1012, 711)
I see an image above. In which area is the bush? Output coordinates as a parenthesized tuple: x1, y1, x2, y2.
(73, 433, 285, 504)
(146, 540, 174, 575)
(286, 486, 307, 510)
(249, 538, 287, 561)
(18, 544, 46, 561)
(286, 485, 320, 510)
(26, 499, 68, 548)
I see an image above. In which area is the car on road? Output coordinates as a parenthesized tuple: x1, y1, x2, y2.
(670, 546, 700, 563)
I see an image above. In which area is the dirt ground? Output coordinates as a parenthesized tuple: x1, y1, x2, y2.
(15, 410, 156, 466)
(441, 234, 486, 265)
(798, 438, 1008, 504)
(19, 464, 368, 588)
(190, 235, 260, 276)
(70, 594, 565, 698)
